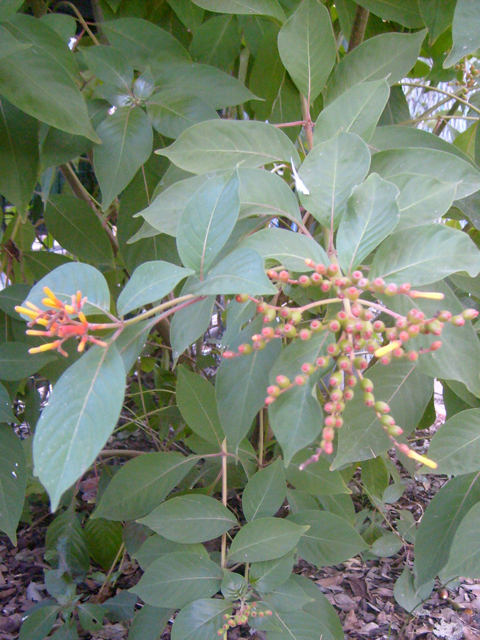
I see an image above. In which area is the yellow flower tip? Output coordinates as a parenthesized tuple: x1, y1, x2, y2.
(26, 330, 50, 336)
(410, 291, 444, 300)
(76, 291, 82, 306)
(78, 311, 88, 325)
(407, 450, 438, 469)
(25, 301, 41, 312)
(77, 340, 86, 353)
(374, 340, 402, 358)
(64, 304, 75, 315)
(15, 306, 40, 320)
(28, 340, 60, 354)
(42, 298, 58, 308)
(35, 318, 50, 327)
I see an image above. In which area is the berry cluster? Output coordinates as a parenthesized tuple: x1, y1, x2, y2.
(225, 260, 479, 469)
(217, 602, 272, 637)
(15, 287, 108, 356)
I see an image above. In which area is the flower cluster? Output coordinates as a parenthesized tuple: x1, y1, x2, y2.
(15, 287, 108, 357)
(217, 602, 272, 637)
(225, 260, 479, 470)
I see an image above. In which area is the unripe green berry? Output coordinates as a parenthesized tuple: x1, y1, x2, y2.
(363, 392, 375, 407)
(311, 272, 323, 285)
(301, 362, 316, 375)
(344, 388, 354, 401)
(463, 308, 479, 320)
(384, 283, 398, 296)
(380, 414, 395, 428)
(353, 356, 368, 371)
(324, 415, 335, 427)
(387, 424, 403, 436)
(299, 275, 311, 288)
(380, 354, 392, 365)
(436, 310, 452, 322)
(326, 263, 339, 277)
(295, 375, 307, 386)
(310, 319, 323, 332)
(336, 400, 345, 412)
(278, 270, 290, 283)
(426, 319, 443, 335)
(329, 371, 343, 387)
(316, 355, 330, 368)
(372, 277, 386, 292)
(407, 350, 418, 361)
(324, 401, 335, 413)
(263, 308, 276, 322)
(276, 375, 291, 389)
(300, 329, 311, 341)
(235, 294, 249, 303)
(335, 417, 343, 428)
(373, 320, 385, 332)
(238, 343, 252, 355)
(328, 319, 341, 332)
(346, 375, 357, 388)
(321, 281, 332, 292)
(283, 323, 297, 338)
(327, 343, 340, 356)
(262, 327, 275, 339)
(337, 356, 350, 371)
(267, 385, 281, 397)
(290, 311, 303, 324)
(360, 378, 374, 392)
(330, 389, 343, 402)
(374, 401, 390, 414)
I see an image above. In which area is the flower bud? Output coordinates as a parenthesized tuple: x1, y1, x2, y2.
(436, 310, 452, 322)
(324, 401, 335, 413)
(283, 323, 297, 338)
(299, 275, 311, 288)
(321, 281, 332, 292)
(323, 441, 334, 455)
(337, 356, 351, 371)
(263, 308, 276, 322)
(324, 415, 335, 427)
(346, 375, 357, 388)
(372, 277, 385, 292)
(384, 283, 398, 296)
(335, 417, 343, 428)
(315, 263, 326, 274)
(328, 319, 341, 333)
(290, 311, 303, 325)
(430, 340, 442, 351)
(329, 371, 343, 387)
(336, 400, 345, 412)
(323, 426, 334, 441)
(426, 319, 443, 335)
(267, 385, 281, 397)
(344, 388, 354, 401)
(311, 272, 323, 285)
(351, 270, 363, 283)
(407, 350, 418, 361)
(310, 319, 323, 332)
(353, 356, 368, 371)
(261, 327, 275, 339)
(316, 356, 330, 368)
(380, 414, 395, 428)
(299, 329, 312, 341)
(327, 343, 340, 356)
(223, 351, 235, 359)
(398, 283, 411, 294)
(330, 389, 343, 402)
(279, 270, 290, 283)
(387, 424, 403, 436)
(326, 264, 339, 277)
(373, 320, 385, 332)
(305, 258, 316, 268)
(358, 278, 370, 289)
(295, 375, 307, 386)
(267, 269, 278, 280)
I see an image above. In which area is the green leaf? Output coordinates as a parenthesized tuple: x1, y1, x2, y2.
(45, 506, 90, 576)
(191, 0, 285, 20)
(319, 494, 356, 525)
(333, 360, 433, 468)
(81, 45, 133, 91)
(44, 195, 114, 266)
(19, 605, 61, 640)
(147, 90, 218, 139)
(0, 382, 15, 422)
(414, 472, 480, 586)
(102, 18, 190, 68)
(77, 604, 106, 632)
(298, 132, 371, 229)
(117, 261, 193, 316)
(418, 0, 455, 43)
(314, 80, 389, 145)
(354, 0, 424, 27)
(394, 566, 433, 613)
(422, 409, 480, 476)
(264, 576, 315, 612)
(0, 97, 38, 217)
(84, 517, 123, 571)
(0, 424, 26, 544)
(138, 494, 238, 543)
(270, 329, 334, 383)
(40, 14, 76, 43)
(269, 381, 324, 466)
(0, 0, 25, 22)
(128, 604, 172, 640)
(290, 574, 344, 640)
(0, 24, 31, 59)
(94, 106, 153, 211)
(94, 453, 197, 521)
(171, 598, 233, 640)
(23, 262, 111, 316)
(0, 342, 56, 381)
(370, 225, 480, 286)
(443, 501, 480, 579)
(444, 0, 480, 67)
(153, 61, 257, 110)
(0, 24, 98, 141)
(285, 452, 349, 496)
(216, 316, 282, 450)
(167, 0, 205, 32)
(371, 147, 480, 229)
(238, 228, 328, 272)
(388, 281, 480, 398)
(189, 15, 241, 69)
(228, 518, 309, 563)
(287, 489, 319, 515)
(176, 170, 240, 277)
(131, 551, 223, 608)
(157, 120, 300, 173)
(170, 294, 215, 361)
(238, 168, 302, 223)
(221, 569, 248, 600)
(176, 367, 224, 447)
(326, 30, 426, 104)
(243, 459, 286, 522)
(337, 173, 399, 273)
(192, 248, 277, 296)
(250, 608, 324, 640)
(250, 551, 295, 593)
(289, 511, 369, 567)
(277, 0, 335, 102)
(371, 532, 404, 558)
(103, 591, 137, 622)
(134, 534, 208, 570)
(33, 345, 125, 512)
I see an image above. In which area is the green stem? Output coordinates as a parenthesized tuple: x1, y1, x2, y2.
(221, 439, 228, 569)
(348, 5, 369, 50)
(258, 409, 264, 470)
(58, 2, 100, 45)
(399, 82, 480, 117)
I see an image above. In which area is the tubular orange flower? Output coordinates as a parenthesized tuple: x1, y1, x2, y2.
(43, 286, 63, 307)
(14, 306, 40, 321)
(409, 291, 444, 300)
(407, 450, 438, 469)
(29, 340, 62, 354)
(374, 340, 402, 358)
